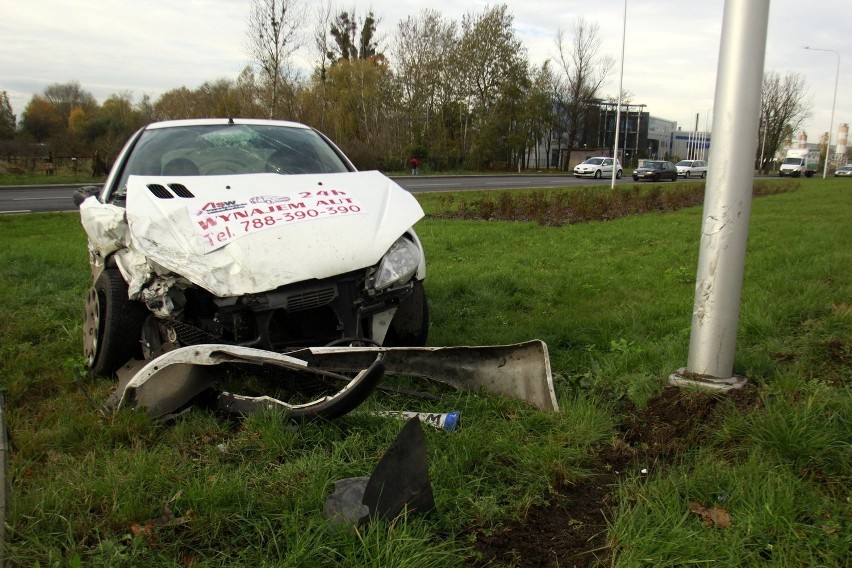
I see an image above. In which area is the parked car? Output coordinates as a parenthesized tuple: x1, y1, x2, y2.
(632, 160, 679, 182)
(75, 119, 429, 397)
(834, 165, 852, 177)
(573, 157, 622, 179)
(675, 159, 708, 179)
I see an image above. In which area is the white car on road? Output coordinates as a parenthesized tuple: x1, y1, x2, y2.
(675, 159, 707, 179)
(573, 157, 622, 179)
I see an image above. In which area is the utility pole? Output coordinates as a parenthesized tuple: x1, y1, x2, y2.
(670, 0, 769, 390)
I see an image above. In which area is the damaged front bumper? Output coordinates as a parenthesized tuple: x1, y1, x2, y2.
(107, 340, 558, 420)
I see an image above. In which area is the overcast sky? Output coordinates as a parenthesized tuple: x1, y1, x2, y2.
(2, 0, 849, 144)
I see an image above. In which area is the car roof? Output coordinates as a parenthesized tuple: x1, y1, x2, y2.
(145, 118, 312, 131)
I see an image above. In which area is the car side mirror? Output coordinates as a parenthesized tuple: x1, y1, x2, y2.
(73, 185, 102, 207)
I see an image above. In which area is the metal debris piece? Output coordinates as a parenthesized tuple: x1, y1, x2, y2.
(323, 477, 371, 527)
(288, 340, 558, 412)
(324, 417, 435, 528)
(107, 345, 382, 420)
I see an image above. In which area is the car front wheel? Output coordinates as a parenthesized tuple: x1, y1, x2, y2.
(594, 170, 602, 179)
(616, 169, 622, 179)
(384, 280, 429, 347)
(84, 268, 148, 376)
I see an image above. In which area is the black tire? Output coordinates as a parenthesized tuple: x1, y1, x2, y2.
(701, 171, 706, 179)
(654, 174, 660, 182)
(685, 171, 691, 178)
(594, 170, 602, 179)
(616, 169, 623, 179)
(384, 280, 429, 347)
(84, 268, 148, 376)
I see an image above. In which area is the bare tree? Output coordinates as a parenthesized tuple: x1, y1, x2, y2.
(43, 81, 98, 125)
(523, 61, 558, 170)
(245, 0, 304, 118)
(0, 91, 15, 139)
(555, 18, 613, 169)
(312, 1, 336, 82)
(757, 71, 811, 173)
(391, 9, 457, 147)
(454, 5, 527, 165)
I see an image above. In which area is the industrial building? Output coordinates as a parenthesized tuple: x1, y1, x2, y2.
(528, 100, 847, 172)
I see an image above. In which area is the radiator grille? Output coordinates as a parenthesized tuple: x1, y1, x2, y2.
(286, 287, 337, 311)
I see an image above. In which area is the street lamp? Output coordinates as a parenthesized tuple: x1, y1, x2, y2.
(611, 0, 627, 189)
(803, 46, 840, 178)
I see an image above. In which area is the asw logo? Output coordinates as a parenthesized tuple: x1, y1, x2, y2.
(194, 200, 245, 215)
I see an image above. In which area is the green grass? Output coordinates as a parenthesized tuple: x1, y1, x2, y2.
(1, 179, 849, 566)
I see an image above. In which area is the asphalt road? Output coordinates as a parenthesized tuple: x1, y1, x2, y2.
(0, 174, 640, 214)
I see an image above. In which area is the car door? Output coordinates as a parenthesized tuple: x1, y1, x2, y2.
(601, 159, 613, 176)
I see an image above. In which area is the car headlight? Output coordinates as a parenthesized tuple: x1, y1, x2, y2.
(374, 237, 421, 290)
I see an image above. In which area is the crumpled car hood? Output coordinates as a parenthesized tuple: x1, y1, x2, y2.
(81, 170, 423, 297)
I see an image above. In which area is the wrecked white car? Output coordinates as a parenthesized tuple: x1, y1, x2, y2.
(76, 119, 429, 416)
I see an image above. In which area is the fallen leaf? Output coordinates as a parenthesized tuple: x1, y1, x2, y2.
(688, 501, 732, 529)
(706, 506, 732, 528)
(129, 506, 194, 539)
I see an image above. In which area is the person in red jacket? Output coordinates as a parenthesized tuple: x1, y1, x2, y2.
(410, 157, 420, 175)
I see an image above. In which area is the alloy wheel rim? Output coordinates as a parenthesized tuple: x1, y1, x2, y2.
(83, 287, 101, 366)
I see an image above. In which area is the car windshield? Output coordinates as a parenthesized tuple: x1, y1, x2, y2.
(582, 158, 604, 165)
(645, 161, 663, 169)
(115, 124, 351, 193)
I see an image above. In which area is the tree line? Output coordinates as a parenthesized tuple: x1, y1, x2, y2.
(0, 1, 812, 174)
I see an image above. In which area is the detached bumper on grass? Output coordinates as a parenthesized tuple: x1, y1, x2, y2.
(106, 340, 559, 420)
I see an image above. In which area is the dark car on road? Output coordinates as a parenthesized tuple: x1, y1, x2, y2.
(632, 160, 678, 182)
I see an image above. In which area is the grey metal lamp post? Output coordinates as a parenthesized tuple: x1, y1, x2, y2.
(803, 46, 840, 178)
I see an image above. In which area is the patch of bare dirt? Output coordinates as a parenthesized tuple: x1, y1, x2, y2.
(465, 385, 761, 567)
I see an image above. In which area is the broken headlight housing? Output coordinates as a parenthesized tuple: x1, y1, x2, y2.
(373, 237, 420, 291)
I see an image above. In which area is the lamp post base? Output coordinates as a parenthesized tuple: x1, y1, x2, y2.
(668, 368, 747, 391)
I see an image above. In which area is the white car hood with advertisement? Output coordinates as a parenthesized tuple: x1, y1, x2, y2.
(81, 170, 424, 298)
